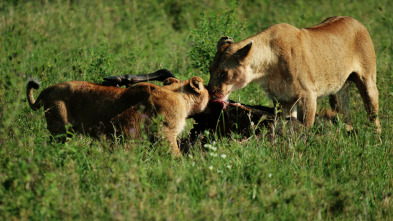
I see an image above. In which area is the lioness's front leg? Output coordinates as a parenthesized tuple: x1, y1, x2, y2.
(297, 92, 317, 127)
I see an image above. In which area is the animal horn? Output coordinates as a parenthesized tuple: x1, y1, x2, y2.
(102, 69, 177, 87)
(216, 36, 234, 51)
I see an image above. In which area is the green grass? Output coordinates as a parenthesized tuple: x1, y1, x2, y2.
(1, 0, 393, 220)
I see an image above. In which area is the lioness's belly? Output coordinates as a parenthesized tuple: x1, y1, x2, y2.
(301, 31, 355, 97)
(259, 67, 351, 102)
(312, 63, 353, 97)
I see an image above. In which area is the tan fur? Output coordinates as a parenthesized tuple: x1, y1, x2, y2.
(208, 16, 380, 131)
(26, 77, 209, 156)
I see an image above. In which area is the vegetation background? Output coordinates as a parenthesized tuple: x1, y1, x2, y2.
(1, 0, 392, 219)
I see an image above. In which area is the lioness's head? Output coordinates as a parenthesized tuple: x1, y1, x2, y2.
(208, 36, 253, 101)
(163, 76, 210, 116)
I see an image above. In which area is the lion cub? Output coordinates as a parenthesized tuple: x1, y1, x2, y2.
(26, 76, 209, 156)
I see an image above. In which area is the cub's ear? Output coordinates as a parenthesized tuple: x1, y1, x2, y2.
(217, 36, 234, 51)
(163, 77, 180, 86)
(189, 76, 205, 94)
(234, 41, 252, 61)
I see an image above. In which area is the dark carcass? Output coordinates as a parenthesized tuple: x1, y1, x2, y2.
(102, 71, 341, 149)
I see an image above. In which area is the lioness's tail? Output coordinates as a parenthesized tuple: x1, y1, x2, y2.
(26, 77, 42, 111)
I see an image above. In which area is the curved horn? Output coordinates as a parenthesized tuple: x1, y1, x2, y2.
(102, 69, 177, 87)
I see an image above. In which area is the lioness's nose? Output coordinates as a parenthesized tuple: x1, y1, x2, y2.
(208, 87, 216, 96)
(207, 87, 223, 99)
(207, 83, 215, 93)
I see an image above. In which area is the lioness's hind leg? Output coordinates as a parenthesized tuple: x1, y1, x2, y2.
(45, 101, 69, 142)
(350, 73, 380, 131)
(329, 81, 352, 124)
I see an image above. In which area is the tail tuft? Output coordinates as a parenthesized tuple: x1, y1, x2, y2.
(27, 75, 41, 89)
(26, 75, 42, 111)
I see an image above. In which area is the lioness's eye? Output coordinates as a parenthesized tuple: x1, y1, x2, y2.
(219, 71, 226, 78)
(219, 71, 229, 81)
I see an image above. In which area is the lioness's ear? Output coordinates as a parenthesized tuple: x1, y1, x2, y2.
(217, 36, 234, 51)
(234, 41, 252, 61)
(189, 76, 205, 94)
(163, 77, 180, 86)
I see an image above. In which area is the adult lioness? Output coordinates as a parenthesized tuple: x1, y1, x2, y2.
(208, 16, 380, 131)
(26, 76, 209, 156)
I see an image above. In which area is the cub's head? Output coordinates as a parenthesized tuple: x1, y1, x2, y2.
(208, 36, 253, 101)
(163, 76, 210, 116)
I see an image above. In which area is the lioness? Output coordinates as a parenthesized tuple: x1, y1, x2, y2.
(208, 16, 380, 131)
(26, 76, 209, 156)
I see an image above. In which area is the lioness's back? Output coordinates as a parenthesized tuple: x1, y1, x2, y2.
(305, 16, 365, 32)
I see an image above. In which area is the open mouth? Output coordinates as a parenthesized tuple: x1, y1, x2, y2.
(210, 93, 230, 101)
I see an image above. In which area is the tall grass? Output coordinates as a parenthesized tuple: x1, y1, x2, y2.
(1, 0, 392, 220)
